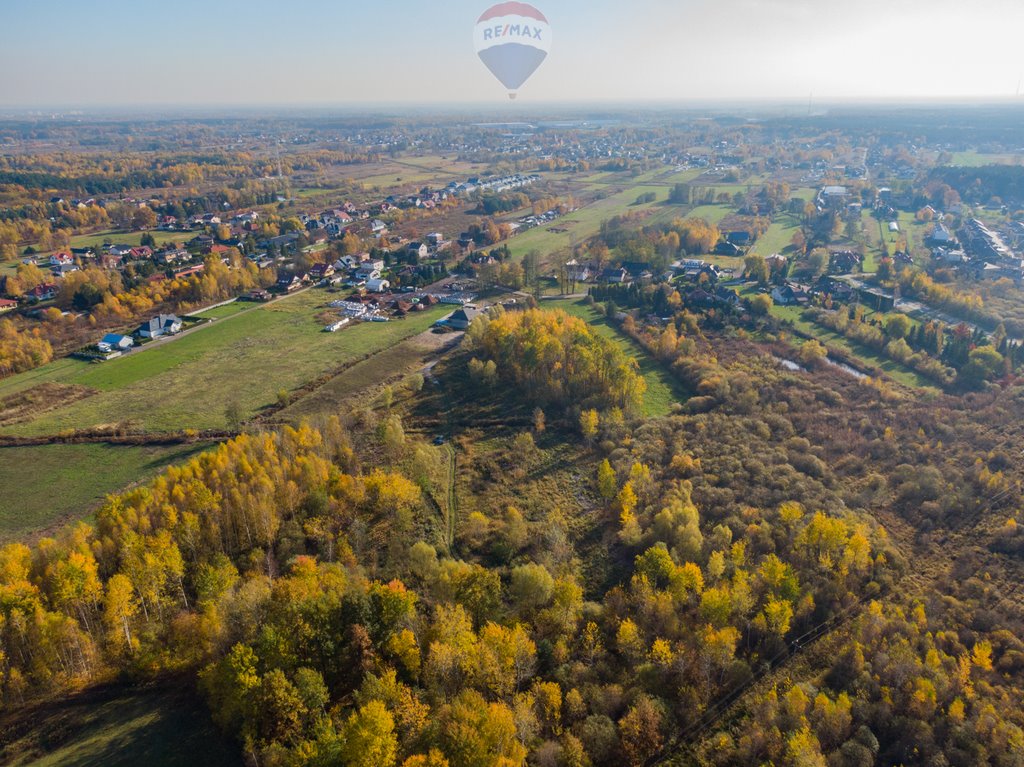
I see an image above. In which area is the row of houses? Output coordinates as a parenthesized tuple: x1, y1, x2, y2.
(956, 218, 1024, 280)
(769, 276, 859, 307)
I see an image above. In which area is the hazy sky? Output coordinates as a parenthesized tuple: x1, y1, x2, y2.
(2, 0, 1024, 107)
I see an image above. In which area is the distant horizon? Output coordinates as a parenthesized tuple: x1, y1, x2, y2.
(3, 96, 1024, 120)
(3, 0, 1024, 107)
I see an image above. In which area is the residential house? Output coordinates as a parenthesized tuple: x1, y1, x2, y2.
(26, 283, 58, 302)
(407, 242, 428, 261)
(309, 263, 336, 281)
(715, 286, 742, 308)
(445, 306, 480, 330)
(820, 186, 849, 209)
(276, 274, 306, 293)
(0, 299, 18, 314)
(51, 262, 80, 278)
(370, 220, 388, 234)
(267, 233, 301, 252)
(188, 235, 215, 253)
(49, 252, 74, 267)
(100, 253, 124, 270)
(621, 261, 654, 282)
(771, 284, 810, 306)
(138, 314, 183, 338)
(356, 264, 382, 282)
(129, 246, 153, 261)
(927, 223, 956, 246)
(334, 255, 362, 271)
(156, 249, 189, 265)
(932, 247, 968, 265)
(685, 288, 718, 309)
(564, 259, 592, 282)
(107, 244, 134, 258)
(97, 333, 134, 353)
(599, 267, 630, 284)
(813, 276, 856, 303)
(829, 250, 862, 273)
(726, 231, 752, 248)
(714, 241, 742, 256)
(698, 264, 722, 284)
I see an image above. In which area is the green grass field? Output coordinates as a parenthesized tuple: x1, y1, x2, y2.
(2, 686, 239, 767)
(684, 204, 731, 224)
(768, 303, 936, 389)
(0, 290, 451, 436)
(0, 443, 209, 540)
(751, 215, 801, 256)
(190, 300, 249, 319)
(63, 229, 186, 252)
(546, 299, 686, 417)
(504, 184, 682, 262)
(279, 330, 448, 422)
(949, 151, 1024, 167)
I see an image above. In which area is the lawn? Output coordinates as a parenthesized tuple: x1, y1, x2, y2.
(0, 442, 208, 540)
(0, 290, 451, 436)
(1, 685, 239, 767)
(545, 299, 687, 417)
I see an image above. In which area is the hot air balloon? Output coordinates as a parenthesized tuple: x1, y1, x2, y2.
(473, 2, 551, 100)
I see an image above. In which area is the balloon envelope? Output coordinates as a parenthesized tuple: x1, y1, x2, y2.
(474, 2, 551, 96)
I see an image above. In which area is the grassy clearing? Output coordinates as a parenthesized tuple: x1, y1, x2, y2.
(751, 214, 800, 256)
(769, 304, 935, 389)
(279, 330, 454, 422)
(685, 204, 731, 224)
(545, 299, 686, 417)
(1, 685, 239, 767)
(190, 301, 249, 320)
(504, 183, 679, 262)
(0, 443, 209, 541)
(63, 230, 185, 252)
(0, 291, 451, 435)
(949, 151, 1024, 167)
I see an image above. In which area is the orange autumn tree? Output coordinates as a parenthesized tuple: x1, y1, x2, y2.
(472, 308, 646, 414)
